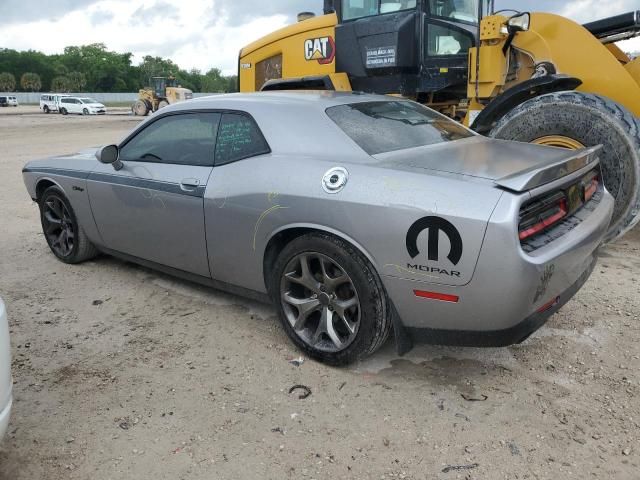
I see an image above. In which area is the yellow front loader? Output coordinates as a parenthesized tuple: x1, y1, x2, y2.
(132, 76, 193, 116)
(239, 3, 640, 241)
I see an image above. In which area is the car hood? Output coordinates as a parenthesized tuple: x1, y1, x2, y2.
(23, 148, 99, 168)
(373, 136, 600, 192)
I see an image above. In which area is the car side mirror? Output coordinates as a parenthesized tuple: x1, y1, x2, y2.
(95, 144, 123, 171)
(507, 12, 530, 33)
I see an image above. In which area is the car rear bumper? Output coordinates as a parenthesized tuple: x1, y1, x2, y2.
(383, 185, 613, 349)
(402, 253, 596, 347)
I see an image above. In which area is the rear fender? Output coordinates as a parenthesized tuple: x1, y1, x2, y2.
(265, 222, 379, 272)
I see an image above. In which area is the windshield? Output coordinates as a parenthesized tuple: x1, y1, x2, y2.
(326, 101, 473, 155)
(80, 98, 98, 104)
(429, 0, 480, 23)
(342, 0, 418, 21)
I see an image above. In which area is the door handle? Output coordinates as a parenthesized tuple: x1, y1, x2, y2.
(180, 178, 200, 191)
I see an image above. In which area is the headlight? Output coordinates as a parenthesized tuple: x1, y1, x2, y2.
(507, 12, 530, 32)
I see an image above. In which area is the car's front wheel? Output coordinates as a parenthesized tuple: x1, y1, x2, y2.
(82, 108, 89, 115)
(271, 233, 391, 365)
(39, 186, 98, 264)
(60, 108, 67, 115)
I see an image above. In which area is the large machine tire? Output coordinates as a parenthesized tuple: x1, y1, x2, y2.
(132, 100, 149, 116)
(158, 100, 169, 110)
(491, 91, 640, 242)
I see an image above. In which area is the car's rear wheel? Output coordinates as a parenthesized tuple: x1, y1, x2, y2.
(39, 186, 98, 264)
(270, 233, 391, 366)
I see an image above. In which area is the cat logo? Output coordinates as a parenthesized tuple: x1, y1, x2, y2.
(304, 36, 335, 64)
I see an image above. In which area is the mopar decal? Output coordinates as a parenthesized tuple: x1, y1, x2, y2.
(304, 36, 335, 64)
(406, 216, 463, 265)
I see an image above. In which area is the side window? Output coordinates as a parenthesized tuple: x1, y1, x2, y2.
(214, 113, 270, 166)
(426, 23, 474, 56)
(120, 112, 221, 166)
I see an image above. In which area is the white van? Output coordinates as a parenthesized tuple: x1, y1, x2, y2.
(58, 96, 107, 115)
(40, 94, 70, 113)
(0, 96, 18, 107)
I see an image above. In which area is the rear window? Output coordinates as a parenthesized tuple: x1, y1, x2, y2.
(326, 100, 473, 155)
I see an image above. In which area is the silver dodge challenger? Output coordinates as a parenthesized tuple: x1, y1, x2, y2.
(23, 92, 613, 365)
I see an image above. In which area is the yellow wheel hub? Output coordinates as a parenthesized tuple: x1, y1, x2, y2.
(531, 135, 585, 150)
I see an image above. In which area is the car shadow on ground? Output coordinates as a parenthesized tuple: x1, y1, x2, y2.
(96, 252, 530, 386)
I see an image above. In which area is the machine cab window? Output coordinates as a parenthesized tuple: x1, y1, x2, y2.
(342, 0, 418, 21)
(428, 0, 479, 24)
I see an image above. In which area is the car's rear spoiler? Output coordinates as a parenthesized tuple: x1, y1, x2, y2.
(495, 145, 602, 192)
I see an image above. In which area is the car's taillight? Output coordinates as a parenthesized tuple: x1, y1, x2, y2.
(583, 172, 599, 203)
(518, 191, 568, 241)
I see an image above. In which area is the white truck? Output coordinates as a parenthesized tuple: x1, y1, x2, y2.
(40, 93, 71, 113)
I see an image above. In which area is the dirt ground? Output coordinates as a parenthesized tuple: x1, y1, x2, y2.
(0, 107, 638, 480)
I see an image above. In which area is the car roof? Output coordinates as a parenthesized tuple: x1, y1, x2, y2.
(143, 91, 404, 162)
(172, 90, 396, 111)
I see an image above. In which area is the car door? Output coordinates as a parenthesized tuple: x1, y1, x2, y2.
(71, 98, 82, 114)
(88, 111, 221, 278)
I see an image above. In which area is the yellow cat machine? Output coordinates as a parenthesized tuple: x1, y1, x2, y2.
(132, 76, 193, 116)
(239, 2, 640, 241)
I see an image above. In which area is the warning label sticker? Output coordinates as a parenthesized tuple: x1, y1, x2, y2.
(365, 46, 397, 68)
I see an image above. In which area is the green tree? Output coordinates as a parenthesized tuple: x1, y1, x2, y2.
(201, 68, 226, 92)
(0, 45, 235, 94)
(0, 72, 16, 91)
(51, 76, 70, 92)
(20, 72, 41, 91)
(226, 75, 238, 93)
(67, 71, 86, 92)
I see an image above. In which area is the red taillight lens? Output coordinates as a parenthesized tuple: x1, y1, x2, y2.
(519, 169, 599, 245)
(519, 194, 568, 241)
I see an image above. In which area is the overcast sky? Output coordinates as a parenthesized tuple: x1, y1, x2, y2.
(0, 0, 638, 74)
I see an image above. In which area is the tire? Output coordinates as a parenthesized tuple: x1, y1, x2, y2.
(39, 186, 99, 264)
(60, 108, 68, 115)
(491, 92, 640, 242)
(132, 100, 149, 116)
(43, 105, 50, 114)
(82, 108, 89, 115)
(270, 232, 391, 366)
(158, 100, 169, 110)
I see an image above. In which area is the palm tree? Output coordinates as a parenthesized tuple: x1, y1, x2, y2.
(20, 72, 42, 92)
(0, 72, 16, 92)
